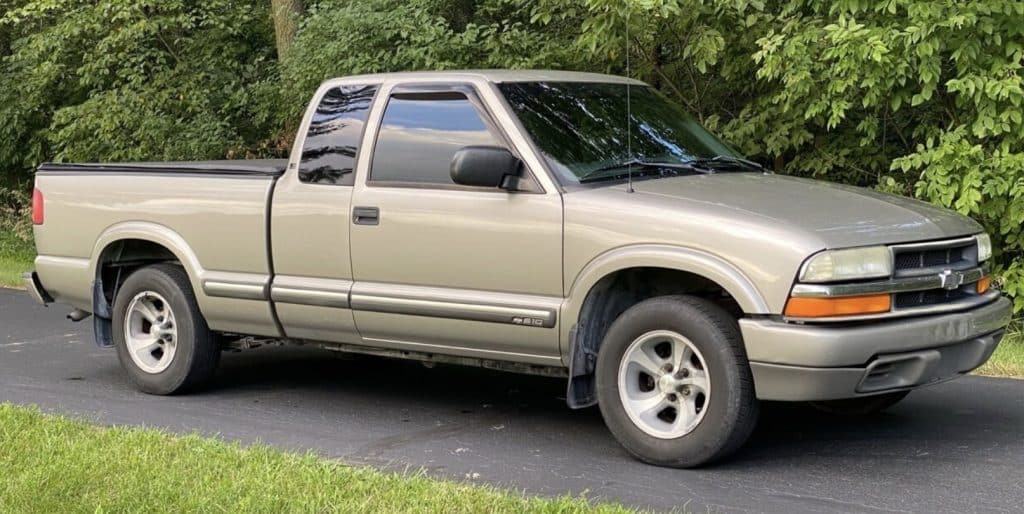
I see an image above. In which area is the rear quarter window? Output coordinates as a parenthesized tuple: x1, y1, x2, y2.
(299, 85, 378, 185)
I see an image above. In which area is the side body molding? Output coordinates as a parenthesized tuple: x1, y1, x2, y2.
(560, 244, 770, 362)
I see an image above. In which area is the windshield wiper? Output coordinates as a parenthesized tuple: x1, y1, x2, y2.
(578, 158, 710, 183)
(683, 155, 764, 172)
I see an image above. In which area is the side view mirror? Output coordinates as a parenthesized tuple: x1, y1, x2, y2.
(450, 146, 523, 190)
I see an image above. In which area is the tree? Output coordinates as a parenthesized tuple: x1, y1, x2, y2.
(271, 0, 304, 61)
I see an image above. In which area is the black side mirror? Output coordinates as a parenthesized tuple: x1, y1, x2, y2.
(450, 146, 522, 190)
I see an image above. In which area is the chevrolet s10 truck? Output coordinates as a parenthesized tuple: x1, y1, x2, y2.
(25, 71, 1011, 467)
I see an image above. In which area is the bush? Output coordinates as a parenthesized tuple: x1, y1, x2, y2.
(0, 0, 280, 175)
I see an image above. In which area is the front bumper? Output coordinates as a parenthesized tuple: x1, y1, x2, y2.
(740, 296, 1012, 401)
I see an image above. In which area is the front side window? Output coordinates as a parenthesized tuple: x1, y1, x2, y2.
(499, 82, 741, 184)
(299, 84, 377, 185)
(370, 91, 500, 185)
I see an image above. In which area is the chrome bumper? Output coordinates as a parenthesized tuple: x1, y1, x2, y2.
(23, 271, 53, 305)
(740, 296, 1012, 401)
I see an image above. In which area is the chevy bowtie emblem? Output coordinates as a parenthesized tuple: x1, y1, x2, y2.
(938, 269, 966, 290)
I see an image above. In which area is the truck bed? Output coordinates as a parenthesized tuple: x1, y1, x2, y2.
(33, 159, 285, 335)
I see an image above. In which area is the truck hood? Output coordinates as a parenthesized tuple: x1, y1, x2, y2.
(627, 173, 981, 248)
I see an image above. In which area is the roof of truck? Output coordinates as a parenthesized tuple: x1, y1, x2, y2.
(322, 69, 646, 86)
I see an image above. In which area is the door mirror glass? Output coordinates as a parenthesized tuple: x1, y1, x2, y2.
(450, 146, 521, 189)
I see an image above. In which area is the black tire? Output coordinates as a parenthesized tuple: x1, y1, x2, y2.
(596, 295, 759, 468)
(112, 263, 219, 395)
(809, 391, 910, 416)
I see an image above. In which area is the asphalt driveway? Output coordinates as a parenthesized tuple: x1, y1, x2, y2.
(1, 288, 1021, 513)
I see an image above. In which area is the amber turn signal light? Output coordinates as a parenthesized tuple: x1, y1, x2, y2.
(977, 276, 991, 294)
(784, 294, 892, 318)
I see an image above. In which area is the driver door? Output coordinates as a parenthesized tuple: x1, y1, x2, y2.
(348, 82, 564, 365)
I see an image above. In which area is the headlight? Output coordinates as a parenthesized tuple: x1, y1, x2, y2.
(799, 246, 892, 283)
(976, 233, 992, 262)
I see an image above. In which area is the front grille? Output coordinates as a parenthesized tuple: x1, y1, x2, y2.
(890, 238, 981, 311)
(893, 241, 974, 274)
(894, 284, 974, 309)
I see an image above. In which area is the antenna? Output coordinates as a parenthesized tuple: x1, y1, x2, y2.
(625, 9, 634, 193)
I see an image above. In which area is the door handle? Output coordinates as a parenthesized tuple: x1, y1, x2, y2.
(353, 206, 380, 226)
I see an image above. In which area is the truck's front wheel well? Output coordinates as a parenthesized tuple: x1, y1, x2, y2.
(91, 239, 180, 347)
(566, 267, 742, 408)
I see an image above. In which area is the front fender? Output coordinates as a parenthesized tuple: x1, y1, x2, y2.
(559, 244, 770, 362)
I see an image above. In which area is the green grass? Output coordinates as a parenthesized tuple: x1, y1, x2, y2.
(976, 324, 1024, 378)
(0, 229, 33, 288)
(0, 404, 635, 514)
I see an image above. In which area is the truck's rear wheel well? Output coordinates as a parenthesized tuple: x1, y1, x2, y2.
(567, 267, 742, 408)
(90, 239, 181, 348)
(97, 239, 180, 306)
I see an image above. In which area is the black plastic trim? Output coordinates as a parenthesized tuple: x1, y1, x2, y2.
(37, 160, 287, 178)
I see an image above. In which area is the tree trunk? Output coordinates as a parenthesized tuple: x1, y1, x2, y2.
(271, 0, 303, 61)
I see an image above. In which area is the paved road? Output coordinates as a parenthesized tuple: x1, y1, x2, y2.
(1, 288, 1021, 513)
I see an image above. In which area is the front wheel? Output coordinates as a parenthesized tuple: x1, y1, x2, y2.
(596, 295, 758, 468)
(112, 263, 219, 395)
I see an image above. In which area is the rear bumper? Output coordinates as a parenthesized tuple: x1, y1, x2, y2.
(740, 296, 1012, 401)
(23, 271, 53, 305)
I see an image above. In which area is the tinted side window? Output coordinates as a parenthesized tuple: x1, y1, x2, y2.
(370, 92, 499, 185)
(299, 85, 377, 185)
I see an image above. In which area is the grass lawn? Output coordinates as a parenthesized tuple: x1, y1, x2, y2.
(0, 229, 33, 288)
(0, 404, 634, 513)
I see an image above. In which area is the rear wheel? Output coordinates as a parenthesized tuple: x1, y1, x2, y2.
(810, 391, 910, 416)
(112, 263, 219, 395)
(596, 295, 758, 468)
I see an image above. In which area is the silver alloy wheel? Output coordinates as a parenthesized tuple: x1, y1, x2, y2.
(617, 330, 711, 439)
(124, 291, 178, 374)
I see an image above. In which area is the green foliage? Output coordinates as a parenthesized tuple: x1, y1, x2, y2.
(1, 0, 1022, 309)
(279, 0, 583, 121)
(0, 0, 278, 174)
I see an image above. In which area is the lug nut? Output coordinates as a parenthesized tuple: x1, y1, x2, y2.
(680, 386, 691, 396)
(662, 363, 674, 373)
(667, 393, 678, 402)
(676, 369, 689, 379)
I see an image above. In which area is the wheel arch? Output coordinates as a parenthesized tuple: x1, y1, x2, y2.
(562, 244, 769, 408)
(88, 222, 207, 347)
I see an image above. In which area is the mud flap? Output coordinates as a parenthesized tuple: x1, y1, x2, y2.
(566, 325, 599, 409)
(92, 278, 114, 348)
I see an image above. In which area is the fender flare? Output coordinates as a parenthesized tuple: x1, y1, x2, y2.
(89, 221, 206, 297)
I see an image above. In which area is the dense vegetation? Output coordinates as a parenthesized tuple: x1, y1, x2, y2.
(1, 0, 1022, 310)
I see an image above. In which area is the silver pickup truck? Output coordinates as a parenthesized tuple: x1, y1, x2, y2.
(25, 70, 1011, 467)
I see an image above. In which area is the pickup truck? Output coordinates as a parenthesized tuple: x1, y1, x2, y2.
(26, 70, 1012, 468)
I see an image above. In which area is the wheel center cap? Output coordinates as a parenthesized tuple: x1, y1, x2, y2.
(657, 374, 678, 394)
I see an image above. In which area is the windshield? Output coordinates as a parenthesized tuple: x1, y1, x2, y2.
(499, 82, 741, 184)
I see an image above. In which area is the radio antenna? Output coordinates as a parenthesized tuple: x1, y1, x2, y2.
(625, 9, 634, 193)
